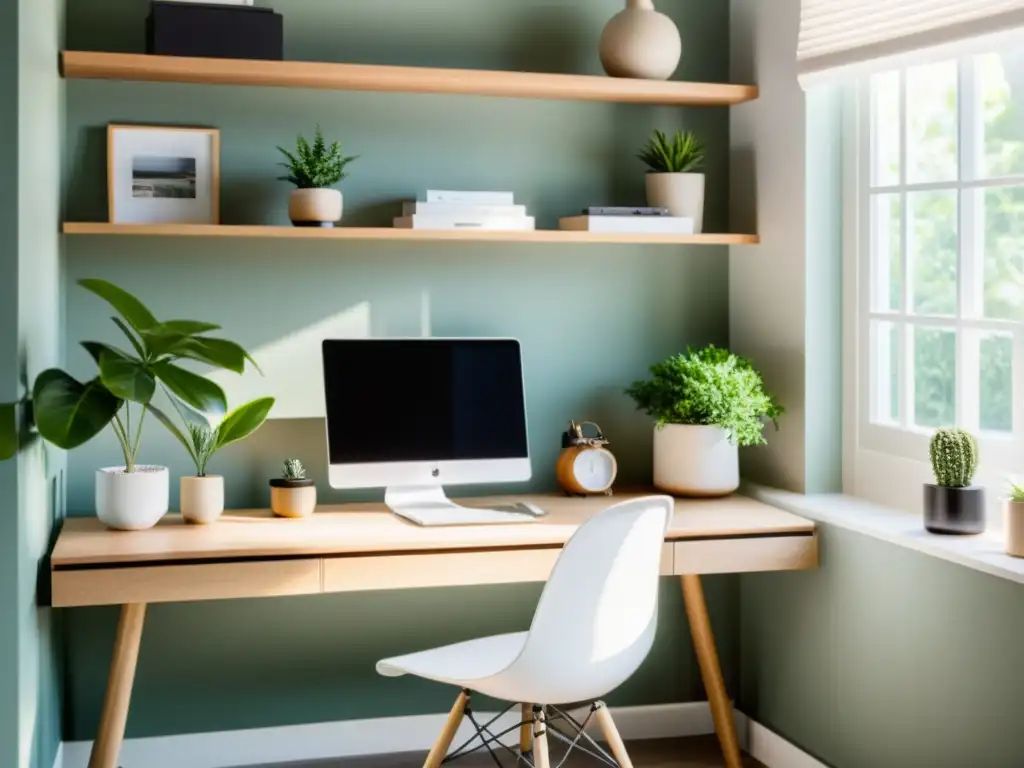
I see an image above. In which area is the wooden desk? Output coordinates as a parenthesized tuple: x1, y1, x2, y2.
(52, 493, 817, 768)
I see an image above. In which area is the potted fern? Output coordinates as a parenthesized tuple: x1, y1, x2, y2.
(924, 428, 985, 535)
(277, 125, 357, 227)
(638, 129, 706, 232)
(1006, 480, 1024, 557)
(270, 458, 317, 518)
(626, 345, 781, 496)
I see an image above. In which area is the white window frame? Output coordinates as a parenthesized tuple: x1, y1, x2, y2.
(845, 52, 1024, 511)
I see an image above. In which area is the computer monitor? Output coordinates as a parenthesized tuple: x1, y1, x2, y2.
(322, 339, 532, 519)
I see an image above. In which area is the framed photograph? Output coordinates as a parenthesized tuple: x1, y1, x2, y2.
(107, 125, 220, 224)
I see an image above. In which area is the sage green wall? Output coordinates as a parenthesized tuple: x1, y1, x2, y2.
(61, 0, 738, 740)
(740, 524, 1024, 767)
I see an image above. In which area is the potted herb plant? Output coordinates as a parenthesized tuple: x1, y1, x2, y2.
(162, 397, 275, 524)
(638, 129, 706, 232)
(924, 428, 985, 535)
(270, 458, 317, 518)
(277, 125, 357, 227)
(1006, 480, 1024, 557)
(0, 279, 259, 530)
(625, 345, 782, 496)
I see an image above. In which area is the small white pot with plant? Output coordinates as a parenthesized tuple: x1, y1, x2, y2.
(1005, 480, 1024, 557)
(626, 345, 782, 497)
(638, 129, 706, 232)
(168, 398, 275, 525)
(270, 459, 317, 518)
(278, 125, 358, 228)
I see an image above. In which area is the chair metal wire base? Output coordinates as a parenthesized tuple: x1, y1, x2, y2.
(442, 700, 619, 768)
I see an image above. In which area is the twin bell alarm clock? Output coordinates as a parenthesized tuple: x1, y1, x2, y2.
(556, 420, 618, 496)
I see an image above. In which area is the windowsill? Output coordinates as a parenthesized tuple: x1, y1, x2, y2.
(745, 483, 1024, 585)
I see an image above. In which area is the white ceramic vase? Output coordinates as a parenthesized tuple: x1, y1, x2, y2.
(645, 173, 705, 232)
(1006, 501, 1024, 558)
(180, 475, 225, 525)
(95, 466, 170, 531)
(599, 0, 682, 81)
(652, 424, 739, 497)
(289, 188, 343, 227)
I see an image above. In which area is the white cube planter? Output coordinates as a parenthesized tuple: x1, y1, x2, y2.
(645, 173, 705, 233)
(1006, 500, 1024, 558)
(95, 466, 170, 530)
(180, 475, 225, 525)
(652, 424, 739, 497)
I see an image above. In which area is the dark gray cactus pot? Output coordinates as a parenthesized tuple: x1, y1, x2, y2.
(923, 484, 986, 535)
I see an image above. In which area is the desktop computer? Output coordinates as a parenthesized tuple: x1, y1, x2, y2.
(321, 338, 543, 525)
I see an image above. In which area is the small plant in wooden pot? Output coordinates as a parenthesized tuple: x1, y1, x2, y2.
(638, 129, 705, 232)
(1005, 480, 1024, 557)
(924, 428, 985, 535)
(270, 459, 317, 518)
(626, 345, 782, 497)
(278, 125, 357, 228)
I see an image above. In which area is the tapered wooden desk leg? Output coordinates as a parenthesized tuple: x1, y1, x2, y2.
(88, 603, 147, 768)
(681, 575, 742, 768)
(520, 702, 533, 754)
(424, 690, 469, 768)
(532, 707, 550, 768)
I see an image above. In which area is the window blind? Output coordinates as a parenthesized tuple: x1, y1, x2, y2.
(798, 0, 1024, 85)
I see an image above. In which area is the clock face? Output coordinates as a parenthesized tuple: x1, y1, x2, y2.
(573, 449, 616, 492)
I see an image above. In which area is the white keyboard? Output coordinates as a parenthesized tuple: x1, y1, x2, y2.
(392, 502, 546, 527)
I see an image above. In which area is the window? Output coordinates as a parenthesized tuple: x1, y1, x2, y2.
(854, 51, 1024, 474)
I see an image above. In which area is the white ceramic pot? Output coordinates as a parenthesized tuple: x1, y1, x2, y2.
(652, 425, 739, 497)
(95, 466, 170, 531)
(645, 172, 705, 232)
(1006, 501, 1024, 558)
(180, 475, 225, 525)
(599, 0, 681, 81)
(289, 188, 343, 227)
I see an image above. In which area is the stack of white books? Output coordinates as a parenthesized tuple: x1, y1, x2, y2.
(394, 191, 535, 231)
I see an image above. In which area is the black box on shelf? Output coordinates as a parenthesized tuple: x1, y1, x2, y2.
(146, 1, 284, 61)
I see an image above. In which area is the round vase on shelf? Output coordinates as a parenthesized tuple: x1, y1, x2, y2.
(645, 172, 705, 232)
(180, 475, 225, 525)
(289, 188, 343, 227)
(270, 478, 317, 519)
(599, 0, 682, 81)
(95, 466, 170, 531)
(1005, 500, 1024, 557)
(652, 424, 738, 497)
(923, 484, 986, 535)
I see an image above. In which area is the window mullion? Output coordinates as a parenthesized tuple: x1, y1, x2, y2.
(898, 70, 911, 428)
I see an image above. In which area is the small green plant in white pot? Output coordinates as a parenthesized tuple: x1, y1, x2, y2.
(270, 458, 317, 518)
(278, 125, 357, 228)
(1005, 480, 1024, 557)
(924, 428, 985, 535)
(626, 345, 782, 496)
(638, 129, 705, 232)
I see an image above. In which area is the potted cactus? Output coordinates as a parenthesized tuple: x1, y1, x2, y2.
(924, 428, 985, 535)
(270, 458, 317, 518)
(1006, 480, 1024, 557)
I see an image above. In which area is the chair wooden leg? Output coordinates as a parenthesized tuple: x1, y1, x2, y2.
(424, 690, 469, 768)
(88, 603, 147, 768)
(532, 706, 551, 768)
(681, 574, 743, 768)
(520, 702, 533, 754)
(594, 701, 634, 768)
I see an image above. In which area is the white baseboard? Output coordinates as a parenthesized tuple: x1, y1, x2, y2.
(60, 703, 826, 768)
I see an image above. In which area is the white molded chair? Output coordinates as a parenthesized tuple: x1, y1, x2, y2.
(377, 495, 674, 768)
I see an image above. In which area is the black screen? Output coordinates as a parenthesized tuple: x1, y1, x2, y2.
(322, 339, 529, 464)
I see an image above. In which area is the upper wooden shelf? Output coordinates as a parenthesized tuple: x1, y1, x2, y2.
(61, 51, 758, 107)
(62, 223, 759, 246)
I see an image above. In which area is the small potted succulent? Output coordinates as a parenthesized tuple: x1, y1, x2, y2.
(638, 129, 706, 232)
(270, 458, 317, 518)
(924, 428, 985, 535)
(1005, 480, 1024, 557)
(277, 125, 357, 227)
(626, 345, 782, 496)
(164, 397, 275, 524)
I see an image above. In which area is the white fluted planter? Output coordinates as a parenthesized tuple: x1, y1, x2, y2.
(599, 0, 682, 81)
(95, 466, 169, 530)
(645, 173, 705, 232)
(652, 425, 738, 497)
(180, 475, 225, 525)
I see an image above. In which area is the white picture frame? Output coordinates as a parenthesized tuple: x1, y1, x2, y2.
(107, 125, 220, 225)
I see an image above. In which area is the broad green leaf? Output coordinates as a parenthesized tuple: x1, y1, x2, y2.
(164, 385, 211, 427)
(140, 329, 189, 359)
(0, 402, 16, 460)
(81, 341, 137, 366)
(152, 361, 226, 415)
(145, 402, 198, 465)
(111, 317, 147, 359)
(78, 279, 158, 333)
(99, 350, 155, 404)
(215, 397, 275, 450)
(151, 320, 222, 336)
(32, 370, 121, 449)
(174, 337, 260, 375)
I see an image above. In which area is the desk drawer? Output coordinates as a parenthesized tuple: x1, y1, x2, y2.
(52, 559, 321, 607)
(673, 534, 818, 575)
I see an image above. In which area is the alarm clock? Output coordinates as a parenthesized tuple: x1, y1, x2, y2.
(556, 420, 618, 496)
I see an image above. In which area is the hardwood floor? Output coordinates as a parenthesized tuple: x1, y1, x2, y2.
(240, 736, 766, 768)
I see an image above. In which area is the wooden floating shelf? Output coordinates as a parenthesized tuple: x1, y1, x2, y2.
(62, 223, 759, 245)
(61, 51, 758, 107)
